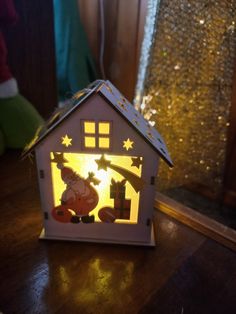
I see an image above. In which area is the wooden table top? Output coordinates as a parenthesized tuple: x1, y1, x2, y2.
(0, 151, 236, 314)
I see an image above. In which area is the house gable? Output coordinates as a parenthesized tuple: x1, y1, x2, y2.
(35, 93, 160, 163)
(23, 80, 172, 167)
(31, 81, 171, 246)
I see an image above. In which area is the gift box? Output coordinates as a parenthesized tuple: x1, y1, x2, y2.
(110, 180, 126, 199)
(114, 199, 131, 220)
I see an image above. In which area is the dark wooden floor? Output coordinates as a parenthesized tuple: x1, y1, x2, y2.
(1, 151, 236, 314)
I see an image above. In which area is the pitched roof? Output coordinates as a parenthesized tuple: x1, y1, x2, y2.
(23, 80, 173, 167)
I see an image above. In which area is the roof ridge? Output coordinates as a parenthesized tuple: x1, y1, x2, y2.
(22, 80, 173, 167)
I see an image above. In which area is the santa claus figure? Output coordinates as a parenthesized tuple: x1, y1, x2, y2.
(52, 164, 99, 223)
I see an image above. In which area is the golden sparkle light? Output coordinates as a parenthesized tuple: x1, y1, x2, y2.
(135, 0, 235, 193)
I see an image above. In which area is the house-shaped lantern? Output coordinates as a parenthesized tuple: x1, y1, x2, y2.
(23, 80, 173, 246)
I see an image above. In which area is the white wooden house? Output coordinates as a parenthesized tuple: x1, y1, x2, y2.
(23, 80, 173, 246)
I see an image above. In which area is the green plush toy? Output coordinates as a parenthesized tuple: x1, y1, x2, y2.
(0, 0, 43, 155)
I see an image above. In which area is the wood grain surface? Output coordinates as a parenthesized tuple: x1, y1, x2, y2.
(1, 151, 236, 313)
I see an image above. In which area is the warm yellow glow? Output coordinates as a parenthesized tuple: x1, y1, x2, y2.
(99, 122, 110, 134)
(59, 266, 70, 293)
(75, 258, 112, 302)
(123, 138, 134, 151)
(99, 137, 110, 149)
(84, 121, 95, 134)
(74, 258, 134, 304)
(51, 152, 142, 223)
(84, 136, 96, 148)
(61, 135, 72, 147)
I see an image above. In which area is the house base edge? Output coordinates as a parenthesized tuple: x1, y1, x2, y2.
(39, 224, 156, 247)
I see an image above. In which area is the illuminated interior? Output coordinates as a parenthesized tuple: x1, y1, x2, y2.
(98, 137, 110, 149)
(84, 136, 96, 148)
(98, 122, 110, 134)
(84, 121, 96, 134)
(83, 121, 111, 149)
(50, 152, 142, 224)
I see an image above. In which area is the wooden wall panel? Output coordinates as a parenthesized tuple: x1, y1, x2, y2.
(78, 0, 100, 70)
(103, 0, 120, 80)
(3, 0, 57, 118)
(3, 0, 147, 117)
(78, 0, 148, 102)
(105, 0, 140, 100)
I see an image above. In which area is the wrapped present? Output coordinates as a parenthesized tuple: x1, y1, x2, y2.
(110, 179, 126, 199)
(114, 199, 131, 220)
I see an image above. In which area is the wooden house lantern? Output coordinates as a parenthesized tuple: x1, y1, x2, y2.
(24, 80, 173, 246)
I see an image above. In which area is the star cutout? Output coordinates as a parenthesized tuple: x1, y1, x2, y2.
(95, 155, 111, 171)
(131, 157, 143, 169)
(51, 152, 68, 164)
(61, 135, 72, 147)
(146, 131, 154, 140)
(117, 101, 127, 111)
(132, 119, 139, 126)
(123, 138, 134, 151)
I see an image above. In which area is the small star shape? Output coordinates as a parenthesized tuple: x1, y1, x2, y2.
(61, 135, 72, 147)
(117, 101, 127, 111)
(95, 155, 111, 171)
(131, 157, 142, 169)
(123, 138, 134, 151)
(146, 131, 154, 140)
(132, 119, 139, 126)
